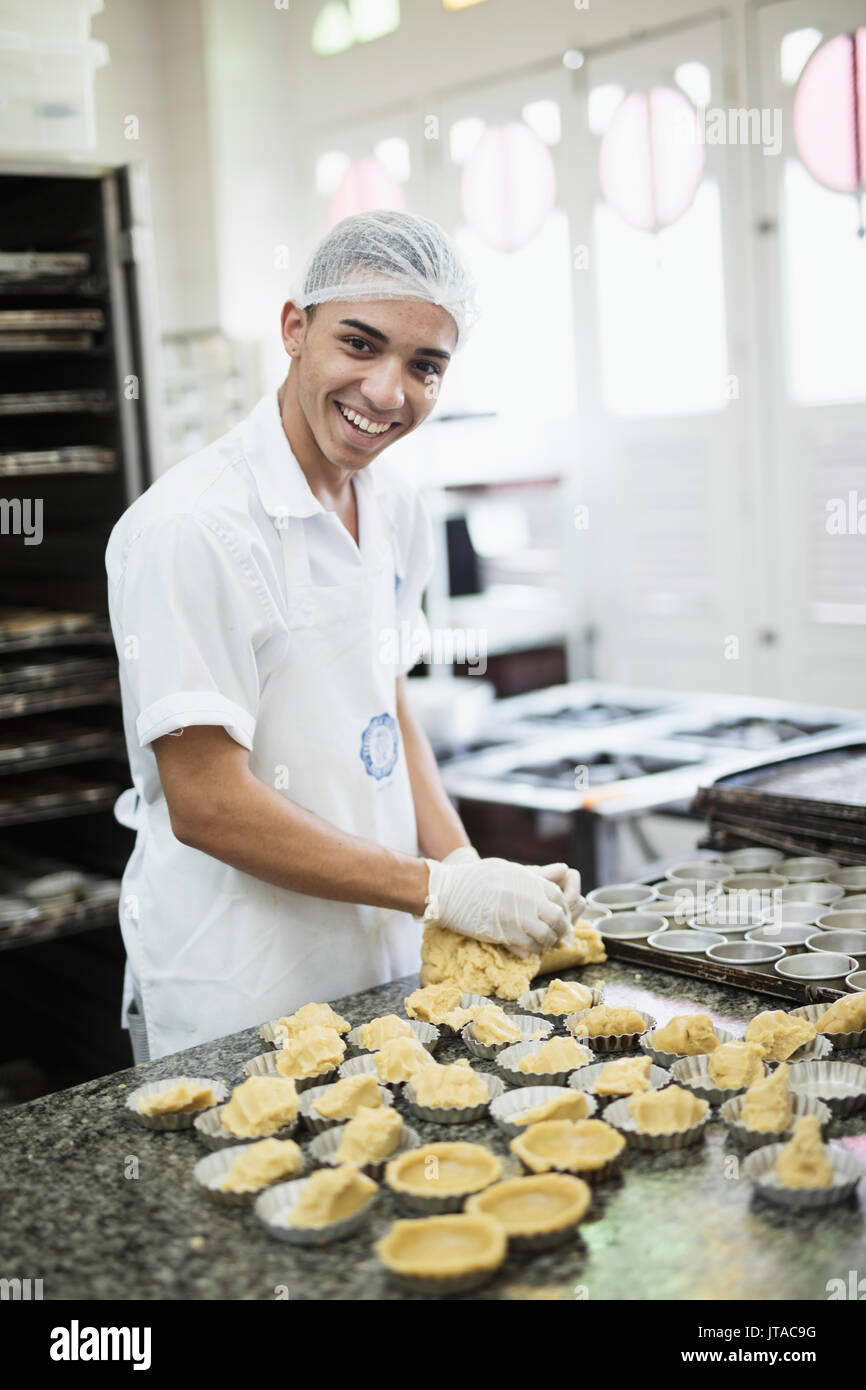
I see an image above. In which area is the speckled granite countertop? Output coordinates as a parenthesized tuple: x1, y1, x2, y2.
(2, 959, 865, 1301)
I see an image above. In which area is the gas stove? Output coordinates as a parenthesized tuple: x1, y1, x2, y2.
(668, 716, 842, 749)
(521, 701, 663, 727)
(502, 749, 700, 789)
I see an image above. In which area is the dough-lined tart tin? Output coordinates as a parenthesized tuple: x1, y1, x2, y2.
(402, 1071, 505, 1125)
(568, 1062, 672, 1107)
(193, 1103, 299, 1150)
(465, 1173, 592, 1253)
(564, 1008, 656, 1053)
(488, 1085, 598, 1137)
(639, 1025, 738, 1069)
(670, 1055, 769, 1106)
(743, 1141, 864, 1209)
(789, 1001, 866, 1051)
(496, 1039, 593, 1089)
(719, 1093, 832, 1151)
(192, 1141, 307, 1206)
(462, 1013, 552, 1060)
(435, 994, 494, 1038)
(309, 1121, 422, 1179)
(258, 1014, 351, 1050)
(338, 1053, 385, 1082)
(375, 1213, 507, 1295)
(345, 1019, 439, 1057)
(242, 1049, 339, 1093)
(125, 1076, 228, 1131)
(299, 1081, 394, 1134)
(254, 1174, 379, 1245)
(762, 1034, 833, 1067)
(786, 1059, 866, 1116)
(603, 1096, 710, 1151)
(517, 985, 604, 1026)
(384, 1141, 504, 1214)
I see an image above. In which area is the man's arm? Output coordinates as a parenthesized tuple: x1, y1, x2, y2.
(152, 725, 431, 915)
(395, 674, 473, 861)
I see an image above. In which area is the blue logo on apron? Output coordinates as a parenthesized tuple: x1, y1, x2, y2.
(360, 712, 399, 780)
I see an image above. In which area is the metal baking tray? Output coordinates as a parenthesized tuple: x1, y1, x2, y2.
(0, 390, 113, 416)
(0, 609, 111, 654)
(0, 308, 104, 331)
(0, 774, 122, 827)
(0, 446, 116, 476)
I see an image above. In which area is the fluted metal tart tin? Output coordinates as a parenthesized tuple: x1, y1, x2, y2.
(517, 985, 603, 1025)
(787, 1059, 866, 1115)
(430, 993, 494, 1037)
(125, 1076, 228, 1131)
(640, 1024, 738, 1068)
(258, 1015, 351, 1051)
(255, 1174, 379, 1244)
(192, 1141, 307, 1206)
(338, 1053, 384, 1082)
(743, 1141, 863, 1209)
(383, 1153, 504, 1216)
(568, 1062, 672, 1107)
(774, 952, 858, 983)
(720, 1093, 832, 1151)
(603, 1096, 710, 1151)
(496, 1038, 592, 1089)
(243, 1049, 339, 1093)
(466, 1175, 592, 1253)
(599, 910, 668, 941)
(789, 1000, 866, 1051)
(376, 1221, 506, 1296)
(299, 1081, 394, 1134)
(402, 1071, 505, 1125)
(586, 882, 659, 911)
(564, 1008, 656, 1053)
(646, 928, 726, 954)
(488, 1084, 598, 1137)
(671, 1054, 769, 1106)
(511, 1134, 624, 1182)
(345, 1018, 439, 1057)
(462, 1013, 553, 1060)
(762, 1033, 833, 1066)
(193, 1102, 299, 1150)
(309, 1121, 422, 1179)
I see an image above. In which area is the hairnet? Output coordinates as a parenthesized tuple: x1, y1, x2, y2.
(294, 209, 479, 348)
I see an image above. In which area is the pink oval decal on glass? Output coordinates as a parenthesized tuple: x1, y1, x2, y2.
(794, 29, 866, 194)
(460, 121, 556, 252)
(328, 155, 406, 225)
(599, 87, 705, 232)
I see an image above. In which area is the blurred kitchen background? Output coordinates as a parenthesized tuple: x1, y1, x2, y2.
(0, 0, 864, 1092)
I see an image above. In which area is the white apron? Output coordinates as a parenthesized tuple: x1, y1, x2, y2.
(121, 473, 422, 1059)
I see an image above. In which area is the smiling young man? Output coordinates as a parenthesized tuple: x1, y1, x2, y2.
(106, 210, 579, 1062)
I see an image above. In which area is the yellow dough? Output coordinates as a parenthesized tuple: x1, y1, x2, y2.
(374, 1036, 433, 1084)
(707, 1041, 766, 1089)
(287, 1164, 377, 1228)
(651, 1014, 720, 1056)
(221, 1075, 299, 1138)
(538, 916, 607, 973)
(404, 982, 464, 1024)
(376, 1213, 506, 1280)
(775, 1115, 834, 1189)
(511, 1118, 625, 1173)
(470, 1005, 523, 1045)
(540, 979, 595, 1015)
(421, 921, 538, 1000)
(593, 1056, 653, 1097)
(516, 1091, 591, 1124)
(335, 1106, 404, 1164)
(441, 1005, 489, 1031)
(274, 1002, 350, 1040)
(627, 1084, 708, 1134)
(466, 1173, 592, 1236)
(386, 1142, 503, 1198)
(275, 1026, 345, 1079)
(312, 1073, 383, 1119)
(219, 1138, 304, 1193)
(815, 993, 866, 1034)
(744, 1011, 816, 1062)
(740, 1063, 794, 1134)
(516, 1036, 591, 1074)
(409, 1059, 488, 1108)
(357, 1015, 413, 1050)
(572, 1005, 647, 1038)
(137, 1079, 219, 1116)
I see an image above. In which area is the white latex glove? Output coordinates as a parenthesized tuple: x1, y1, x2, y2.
(422, 855, 571, 958)
(440, 846, 480, 865)
(524, 862, 586, 922)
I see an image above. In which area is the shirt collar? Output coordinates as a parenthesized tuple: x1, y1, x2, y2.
(243, 390, 386, 523)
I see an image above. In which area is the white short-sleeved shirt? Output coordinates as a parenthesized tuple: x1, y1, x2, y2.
(105, 390, 435, 1056)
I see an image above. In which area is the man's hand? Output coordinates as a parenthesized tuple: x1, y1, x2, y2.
(439, 847, 585, 922)
(423, 854, 571, 958)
